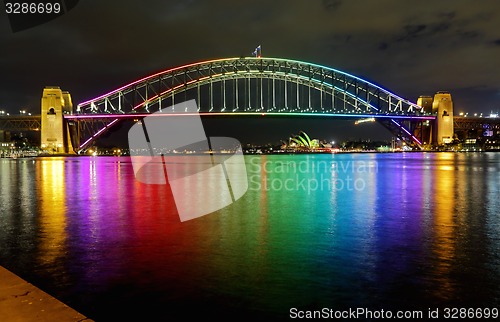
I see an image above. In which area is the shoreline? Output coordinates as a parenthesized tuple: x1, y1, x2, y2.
(0, 266, 93, 321)
(1, 149, 498, 159)
(2, 151, 408, 158)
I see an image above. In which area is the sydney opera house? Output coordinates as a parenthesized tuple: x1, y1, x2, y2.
(282, 131, 332, 151)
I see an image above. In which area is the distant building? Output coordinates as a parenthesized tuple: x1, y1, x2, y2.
(0, 130, 10, 142)
(283, 131, 324, 150)
(0, 131, 15, 157)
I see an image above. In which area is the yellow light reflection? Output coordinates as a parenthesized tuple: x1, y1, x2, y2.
(38, 158, 67, 265)
(432, 153, 456, 300)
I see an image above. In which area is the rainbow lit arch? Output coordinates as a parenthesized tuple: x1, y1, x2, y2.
(70, 57, 434, 151)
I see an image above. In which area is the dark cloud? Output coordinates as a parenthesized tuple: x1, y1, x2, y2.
(437, 11, 456, 20)
(430, 22, 451, 33)
(397, 24, 427, 42)
(456, 29, 481, 39)
(378, 42, 388, 50)
(322, 0, 343, 11)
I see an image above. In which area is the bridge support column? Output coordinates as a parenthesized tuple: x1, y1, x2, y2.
(416, 95, 434, 147)
(417, 92, 454, 147)
(40, 86, 75, 154)
(432, 92, 454, 145)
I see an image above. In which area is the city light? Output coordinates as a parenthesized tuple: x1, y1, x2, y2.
(355, 117, 376, 125)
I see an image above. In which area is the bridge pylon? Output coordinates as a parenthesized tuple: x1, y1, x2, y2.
(416, 95, 433, 147)
(432, 91, 454, 145)
(417, 92, 454, 147)
(40, 86, 75, 154)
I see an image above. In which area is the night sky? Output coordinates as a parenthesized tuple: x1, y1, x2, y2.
(1, 0, 500, 145)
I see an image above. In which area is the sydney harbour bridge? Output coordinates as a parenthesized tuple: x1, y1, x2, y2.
(1, 56, 498, 154)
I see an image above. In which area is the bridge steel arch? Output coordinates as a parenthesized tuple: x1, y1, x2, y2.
(72, 57, 435, 152)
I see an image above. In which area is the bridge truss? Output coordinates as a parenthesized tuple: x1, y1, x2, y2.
(453, 116, 500, 139)
(0, 116, 41, 131)
(71, 57, 435, 152)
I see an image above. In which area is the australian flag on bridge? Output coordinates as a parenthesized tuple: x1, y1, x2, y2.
(252, 45, 261, 58)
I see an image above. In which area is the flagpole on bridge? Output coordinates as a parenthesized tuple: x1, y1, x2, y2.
(252, 45, 261, 58)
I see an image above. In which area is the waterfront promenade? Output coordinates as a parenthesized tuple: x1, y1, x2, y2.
(0, 266, 92, 322)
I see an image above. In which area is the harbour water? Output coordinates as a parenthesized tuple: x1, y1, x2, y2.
(0, 153, 499, 321)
